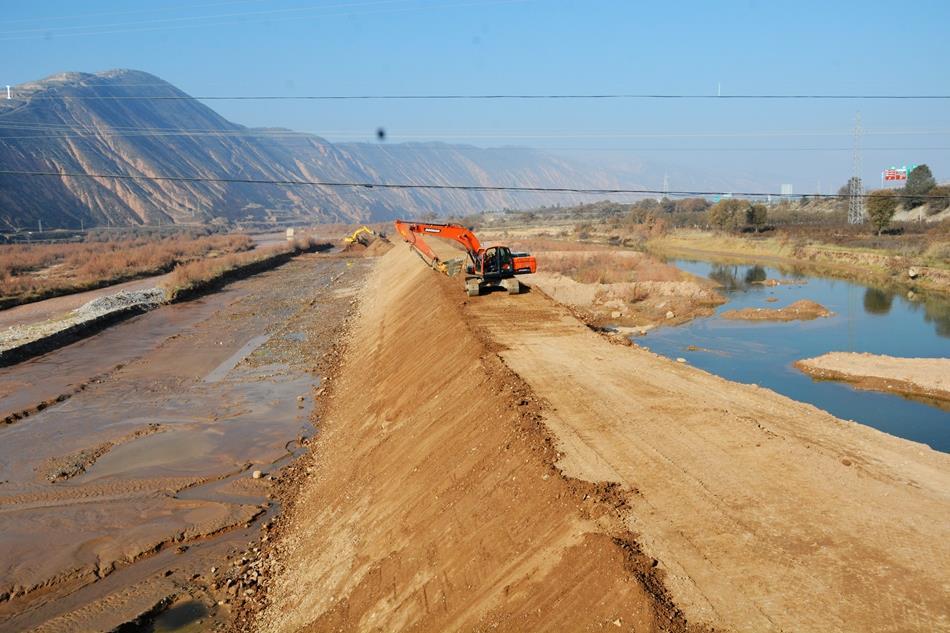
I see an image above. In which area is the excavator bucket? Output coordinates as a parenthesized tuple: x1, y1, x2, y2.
(441, 258, 464, 277)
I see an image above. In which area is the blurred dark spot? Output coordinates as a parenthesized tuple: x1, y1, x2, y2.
(472, 35, 481, 45)
(376, 127, 386, 141)
(285, 79, 296, 91)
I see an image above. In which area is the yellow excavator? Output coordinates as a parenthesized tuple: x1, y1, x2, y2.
(343, 226, 376, 246)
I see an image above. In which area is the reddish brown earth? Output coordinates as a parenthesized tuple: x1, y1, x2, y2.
(255, 246, 950, 633)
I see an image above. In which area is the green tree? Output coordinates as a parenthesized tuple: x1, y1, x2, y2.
(905, 164, 936, 208)
(745, 204, 768, 231)
(866, 190, 898, 234)
(707, 199, 744, 231)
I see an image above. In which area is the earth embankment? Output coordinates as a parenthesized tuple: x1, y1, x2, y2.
(256, 245, 691, 633)
(260, 245, 950, 633)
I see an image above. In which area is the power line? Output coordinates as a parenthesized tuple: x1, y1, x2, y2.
(0, 0, 528, 41)
(2, 120, 947, 140)
(1, 168, 946, 201)
(3, 0, 271, 24)
(0, 0, 411, 35)
(1, 128, 946, 152)
(22, 93, 950, 101)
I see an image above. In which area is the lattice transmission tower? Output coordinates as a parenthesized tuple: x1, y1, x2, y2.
(848, 112, 866, 224)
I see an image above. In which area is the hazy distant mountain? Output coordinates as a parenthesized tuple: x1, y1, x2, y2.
(0, 70, 766, 229)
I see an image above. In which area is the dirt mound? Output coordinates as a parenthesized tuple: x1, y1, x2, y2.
(340, 240, 367, 253)
(363, 235, 393, 256)
(721, 298, 831, 321)
(796, 352, 950, 404)
(255, 247, 687, 632)
(529, 271, 724, 327)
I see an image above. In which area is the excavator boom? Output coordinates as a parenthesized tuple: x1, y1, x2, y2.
(393, 220, 480, 275)
(393, 219, 536, 296)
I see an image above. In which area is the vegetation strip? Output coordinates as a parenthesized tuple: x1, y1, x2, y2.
(0, 239, 331, 368)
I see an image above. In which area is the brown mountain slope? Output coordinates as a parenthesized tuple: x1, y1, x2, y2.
(0, 70, 622, 228)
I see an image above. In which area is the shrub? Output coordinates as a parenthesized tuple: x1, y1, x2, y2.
(867, 190, 899, 235)
(925, 185, 950, 215)
(707, 199, 745, 231)
(0, 233, 254, 305)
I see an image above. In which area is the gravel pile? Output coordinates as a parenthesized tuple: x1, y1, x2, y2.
(75, 288, 166, 318)
(1, 287, 167, 355)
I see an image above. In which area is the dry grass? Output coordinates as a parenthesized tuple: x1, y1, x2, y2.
(536, 250, 683, 284)
(0, 233, 254, 307)
(507, 238, 614, 253)
(163, 236, 324, 300)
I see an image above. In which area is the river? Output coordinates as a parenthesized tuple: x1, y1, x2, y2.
(640, 258, 950, 452)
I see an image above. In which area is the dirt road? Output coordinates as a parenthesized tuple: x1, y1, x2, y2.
(0, 253, 369, 632)
(259, 246, 949, 632)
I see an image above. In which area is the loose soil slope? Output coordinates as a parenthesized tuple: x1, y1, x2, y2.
(257, 246, 692, 633)
(797, 352, 950, 404)
(261, 246, 950, 633)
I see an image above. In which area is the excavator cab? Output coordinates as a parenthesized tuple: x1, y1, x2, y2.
(479, 247, 514, 278)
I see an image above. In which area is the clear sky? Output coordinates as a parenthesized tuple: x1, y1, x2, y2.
(2, 0, 948, 193)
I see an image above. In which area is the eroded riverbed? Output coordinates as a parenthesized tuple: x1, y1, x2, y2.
(0, 253, 368, 632)
(640, 258, 950, 452)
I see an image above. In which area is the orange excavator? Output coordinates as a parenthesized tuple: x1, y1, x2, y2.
(393, 220, 537, 296)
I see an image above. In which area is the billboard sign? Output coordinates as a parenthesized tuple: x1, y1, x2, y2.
(882, 165, 919, 182)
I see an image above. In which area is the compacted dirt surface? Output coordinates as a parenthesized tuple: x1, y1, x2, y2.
(0, 252, 371, 632)
(796, 352, 950, 405)
(256, 246, 949, 633)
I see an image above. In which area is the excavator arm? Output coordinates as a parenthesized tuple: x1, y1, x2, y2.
(394, 219, 536, 296)
(393, 220, 481, 276)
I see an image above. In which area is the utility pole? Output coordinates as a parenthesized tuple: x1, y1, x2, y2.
(38, 218, 43, 233)
(848, 112, 866, 225)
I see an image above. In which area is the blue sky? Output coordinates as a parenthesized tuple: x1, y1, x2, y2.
(2, 0, 948, 192)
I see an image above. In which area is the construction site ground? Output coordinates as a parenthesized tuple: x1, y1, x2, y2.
(0, 253, 370, 633)
(255, 244, 950, 632)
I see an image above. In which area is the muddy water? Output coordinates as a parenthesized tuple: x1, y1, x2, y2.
(0, 255, 367, 632)
(640, 259, 950, 452)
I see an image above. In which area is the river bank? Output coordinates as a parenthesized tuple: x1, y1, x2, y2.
(648, 229, 950, 297)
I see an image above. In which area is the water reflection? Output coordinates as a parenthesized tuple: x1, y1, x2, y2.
(707, 264, 767, 291)
(863, 288, 894, 315)
(918, 295, 950, 338)
(744, 265, 767, 285)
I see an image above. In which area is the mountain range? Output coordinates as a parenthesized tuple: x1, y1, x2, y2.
(0, 70, 764, 228)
